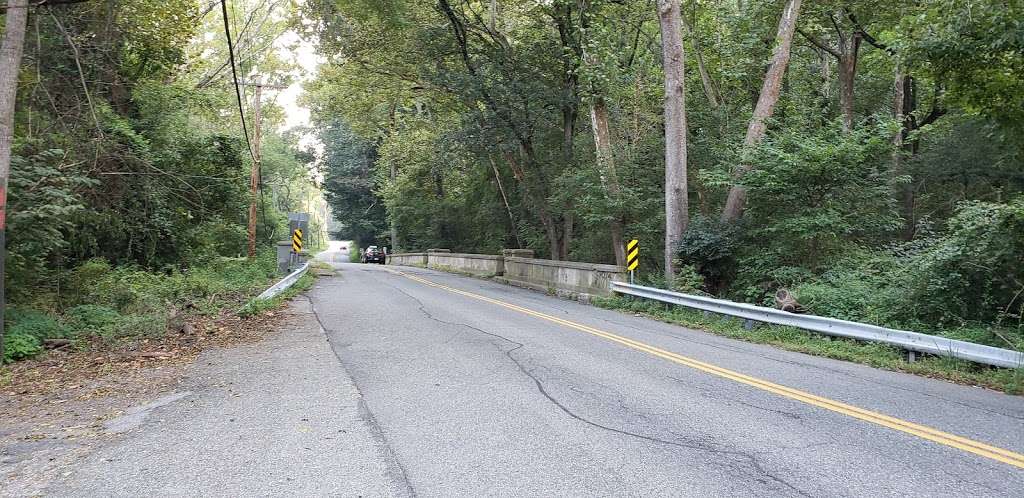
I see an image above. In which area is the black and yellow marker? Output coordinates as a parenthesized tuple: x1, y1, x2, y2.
(292, 228, 303, 253)
(626, 239, 639, 271)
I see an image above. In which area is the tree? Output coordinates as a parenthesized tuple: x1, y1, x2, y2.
(0, 0, 30, 361)
(720, 0, 803, 223)
(657, 0, 689, 281)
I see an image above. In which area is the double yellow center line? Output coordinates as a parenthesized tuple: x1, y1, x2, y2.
(390, 269, 1024, 470)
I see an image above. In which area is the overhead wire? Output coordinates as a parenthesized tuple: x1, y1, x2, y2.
(219, 0, 277, 244)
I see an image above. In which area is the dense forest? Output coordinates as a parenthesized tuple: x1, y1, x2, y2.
(305, 1, 1022, 349)
(0, 0, 324, 362)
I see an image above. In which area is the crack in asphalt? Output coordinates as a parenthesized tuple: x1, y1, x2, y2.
(666, 376, 805, 421)
(302, 295, 418, 498)
(385, 281, 811, 497)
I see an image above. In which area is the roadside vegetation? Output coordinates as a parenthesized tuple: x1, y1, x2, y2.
(305, 1, 1024, 373)
(1, 1, 327, 365)
(4, 253, 287, 363)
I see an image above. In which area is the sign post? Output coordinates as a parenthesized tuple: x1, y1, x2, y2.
(626, 239, 639, 284)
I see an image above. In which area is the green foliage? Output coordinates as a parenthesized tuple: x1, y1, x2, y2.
(63, 305, 123, 337)
(348, 241, 361, 263)
(6, 308, 70, 341)
(893, 0, 1024, 134)
(904, 197, 1024, 327)
(675, 216, 740, 293)
(3, 334, 43, 363)
(741, 121, 902, 265)
(3, 309, 68, 363)
(6, 148, 97, 292)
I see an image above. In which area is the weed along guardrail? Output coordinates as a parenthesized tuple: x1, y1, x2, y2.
(256, 262, 310, 301)
(611, 282, 1024, 369)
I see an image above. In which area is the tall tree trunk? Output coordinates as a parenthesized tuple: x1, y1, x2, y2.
(0, 0, 30, 364)
(658, 0, 689, 283)
(893, 69, 917, 239)
(390, 159, 399, 250)
(838, 55, 856, 132)
(590, 97, 627, 266)
(836, 29, 862, 133)
(720, 0, 802, 223)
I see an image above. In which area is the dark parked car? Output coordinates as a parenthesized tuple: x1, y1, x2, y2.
(362, 246, 386, 264)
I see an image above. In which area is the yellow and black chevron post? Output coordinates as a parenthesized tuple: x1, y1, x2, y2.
(292, 228, 303, 253)
(626, 239, 639, 271)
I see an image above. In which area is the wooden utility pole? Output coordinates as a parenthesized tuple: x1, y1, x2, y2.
(239, 79, 284, 258)
(0, 0, 30, 362)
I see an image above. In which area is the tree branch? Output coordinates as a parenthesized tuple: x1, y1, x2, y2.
(797, 28, 839, 58)
(844, 8, 895, 55)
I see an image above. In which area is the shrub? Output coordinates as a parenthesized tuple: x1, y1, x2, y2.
(904, 197, 1024, 327)
(3, 333, 42, 363)
(7, 308, 70, 340)
(675, 216, 739, 294)
(64, 305, 123, 336)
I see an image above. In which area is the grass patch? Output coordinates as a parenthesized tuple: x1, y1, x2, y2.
(591, 295, 1024, 395)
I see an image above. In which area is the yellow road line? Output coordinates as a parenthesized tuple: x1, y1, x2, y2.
(389, 269, 1024, 470)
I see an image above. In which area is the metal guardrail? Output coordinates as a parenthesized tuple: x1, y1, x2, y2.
(611, 282, 1024, 369)
(256, 262, 310, 300)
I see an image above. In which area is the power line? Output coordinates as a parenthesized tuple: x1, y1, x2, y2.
(220, 1, 292, 248)
(219, 0, 258, 166)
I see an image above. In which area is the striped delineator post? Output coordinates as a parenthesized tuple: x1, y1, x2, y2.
(626, 239, 639, 284)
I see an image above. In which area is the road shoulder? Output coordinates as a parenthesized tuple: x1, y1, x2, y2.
(4, 293, 403, 497)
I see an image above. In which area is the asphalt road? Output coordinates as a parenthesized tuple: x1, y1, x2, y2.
(46, 244, 1024, 497)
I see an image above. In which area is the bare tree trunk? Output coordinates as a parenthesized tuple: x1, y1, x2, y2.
(560, 214, 572, 260)
(389, 160, 398, 250)
(836, 29, 862, 133)
(838, 55, 856, 132)
(720, 0, 802, 223)
(248, 83, 262, 258)
(489, 156, 521, 248)
(0, 0, 30, 363)
(658, 0, 689, 283)
(892, 62, 905, 178)
(590, 97, 627, 266)
(893, 69, 917, 239)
